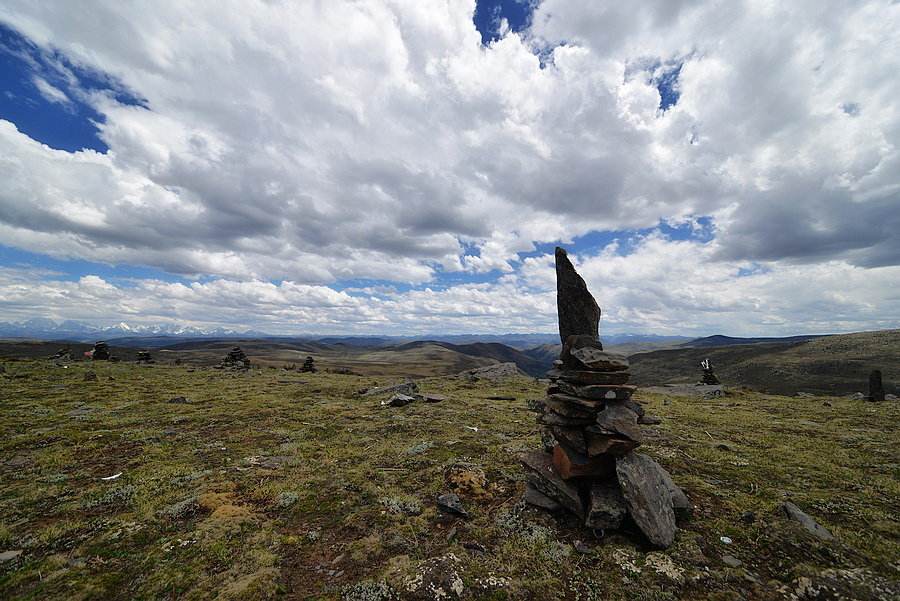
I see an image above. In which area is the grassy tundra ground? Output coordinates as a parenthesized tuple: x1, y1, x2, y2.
(1, 360, 898, 600)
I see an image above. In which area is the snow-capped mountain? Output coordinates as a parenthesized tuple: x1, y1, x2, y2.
(0, 319, 268, 342)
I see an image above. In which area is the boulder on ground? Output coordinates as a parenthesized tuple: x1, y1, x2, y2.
(781, 501, 834, 541)
(457, 362, 523, 381)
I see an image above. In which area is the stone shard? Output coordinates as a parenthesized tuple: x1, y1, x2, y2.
(564, 341, 630, 372)
(549, 426, 587, 454)
(585, 480, 628, 529)
(520, 451, 586, 519)
(552, 444, 615, 480)
(524, 482, 562, 511)
(557, 382, 636, 401)
(542, 396, 599, 419)
(546, 368, 631, 386)
(538, 411, 596, 428)
(615, 453, 677, 549)
(555, 247, 600, 345)
(591, 401, 643, 442)
(585, 432, 640, 457)
(436, 493, 469, 518)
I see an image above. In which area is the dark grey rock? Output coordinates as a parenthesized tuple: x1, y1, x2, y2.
(423, 394, 446, 403)
(437, 493, 469, 518)
(555, 247, 600, 345)
(384, 393, 416, 407)
(722, 555, 742, 568)
(520, 451, 586, 519)
(524, 482, 562, 512)
(781, 501, 834, 541)
(585, 480, 627, 529)
(592, 401, 643, 442)
(868, 369, 885, 401)
(167, 396, 192, 404)
(616, 453, 677, 548)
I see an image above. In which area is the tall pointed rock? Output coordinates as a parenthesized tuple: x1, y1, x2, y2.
(555, 247, 600, 344)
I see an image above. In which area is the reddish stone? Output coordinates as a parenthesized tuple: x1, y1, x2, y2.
(552, 444, 615, 480)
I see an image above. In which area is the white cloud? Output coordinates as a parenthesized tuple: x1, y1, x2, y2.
(30, 75, 71, 106)
(0, 1, 898, 333)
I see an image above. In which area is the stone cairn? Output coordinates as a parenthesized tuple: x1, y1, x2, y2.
(699, 358, 720, 385)
(90, 341, 110, 361)
(135, 350, 154, 364)
(300, 355, 317, 373)
(521, 247, 689, 549)
(217, 346, 250, 370)
(868, 369, 885, 402)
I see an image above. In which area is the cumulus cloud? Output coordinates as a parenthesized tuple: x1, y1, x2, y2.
(3, 232, 899, 336)
(0, 1, 898, 333)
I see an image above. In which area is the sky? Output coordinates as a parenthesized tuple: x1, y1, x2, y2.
(0, 0, 899, 337)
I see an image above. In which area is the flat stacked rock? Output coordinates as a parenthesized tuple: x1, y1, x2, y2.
(300, 355, 317, 373)
(521, 247, 689, 549)
(217, 346, 250, 370)
(136, 350, 154, 364)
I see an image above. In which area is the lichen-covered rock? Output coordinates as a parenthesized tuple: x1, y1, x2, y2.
(615, 453, 677, 548)
(402, 554, 465, 600)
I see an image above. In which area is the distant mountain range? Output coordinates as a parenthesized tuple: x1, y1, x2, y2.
(0, 318, 690, 348)
(0, 318, 268, 342)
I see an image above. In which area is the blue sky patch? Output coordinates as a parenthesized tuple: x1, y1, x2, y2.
(0, 244, 190, 287)
(473, 0, 538, 45)
(0, 23, 144, 153)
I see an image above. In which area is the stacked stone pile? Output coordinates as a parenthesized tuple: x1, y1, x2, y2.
(700, 358, 720, 385)
(217, 346, 250, 370)
(300, 355, 317, 373)
(520, 247, 689, 549)
(135, 350, 154, 364)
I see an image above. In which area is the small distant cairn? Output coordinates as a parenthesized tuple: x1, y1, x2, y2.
(699, 358, 720, 385)
(868, 369, 885, 402)
(217, 346, 250, 370)
(300, 355, 317, 373)
(135, 350, 154, 364)
(521, 247, 689, 549)
(89, 341, 110, 361)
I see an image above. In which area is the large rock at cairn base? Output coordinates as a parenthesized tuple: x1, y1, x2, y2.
(615, 453, 677, 548)
(555, 247, 600, 345)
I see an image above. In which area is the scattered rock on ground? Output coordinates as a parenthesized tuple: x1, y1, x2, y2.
(781, 501, 834, 541)
(436, 493, 469, 518)
(362, 381, 419, 397)
(402, 554, 465, 600)
(83, 371, 97, 382)
(167, 396, 192, 404)
(0, 550, 23, 562)
(383, 393, 416, 407)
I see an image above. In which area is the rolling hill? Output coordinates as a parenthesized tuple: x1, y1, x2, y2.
(629, 329, 900, 396)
